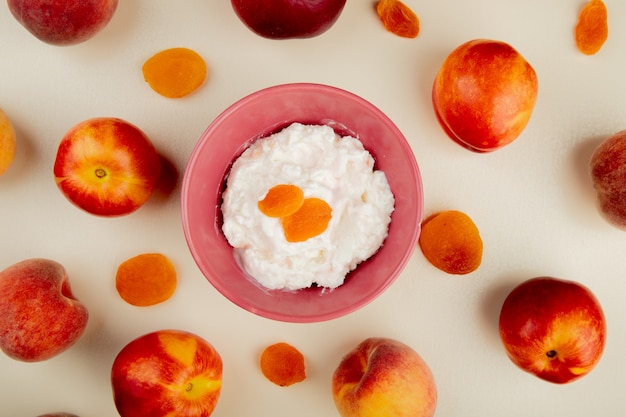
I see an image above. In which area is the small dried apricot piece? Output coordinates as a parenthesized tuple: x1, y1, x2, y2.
(258, 184, 304, 218)
(418, 210, 483, 275)
(260, 342, 306, 387)
(116, 253, 177, 306)
(575, 0, 608, 55)
(376, 0, 420, 39)
(281, 197, 332, 242)
(142, 47, 207, 98)
(0, 108, 16, 176)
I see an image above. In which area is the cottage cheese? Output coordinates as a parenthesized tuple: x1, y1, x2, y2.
(221, 123, 395, 291)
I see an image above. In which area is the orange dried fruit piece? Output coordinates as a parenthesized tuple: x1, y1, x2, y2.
(0, 108, 16, 176)
(575, 0, 608, 55)
(418, 210, 483, 275)
(282, 197, 332, 243)
(116, 253, 177, 306)
(142, 47, 207, 98)
(258, 184, 305, 218)
(376, 0, 420, 39)
(260, 342, 306, 387)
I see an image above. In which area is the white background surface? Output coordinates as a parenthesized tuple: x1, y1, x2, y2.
(1, 1, 626, 416)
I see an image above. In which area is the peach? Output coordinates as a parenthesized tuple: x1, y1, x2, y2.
(7, 0, 118, 46)
(53, 117, 162, 217)
(432, 39, 538, 152)
(589, 130, 626, 230)
(0, 108, 16, 176)
(332, 337, 436, 417)
(0, 259, 89, 362)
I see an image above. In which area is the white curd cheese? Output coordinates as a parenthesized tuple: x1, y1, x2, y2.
(221, 123, 395, 291)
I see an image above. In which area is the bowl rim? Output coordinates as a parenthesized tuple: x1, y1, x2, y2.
(181, 82, 423, 323)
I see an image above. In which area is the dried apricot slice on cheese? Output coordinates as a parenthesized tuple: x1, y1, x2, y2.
(258, 184, 304, 218)
(281, 197, 332, 243)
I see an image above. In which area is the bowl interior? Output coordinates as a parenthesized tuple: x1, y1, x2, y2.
(181, 83, 422, 323)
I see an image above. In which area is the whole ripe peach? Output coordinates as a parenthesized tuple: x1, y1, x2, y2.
(432, 39, 538, 152)
(332, 337, 436, 417)
(0, 258, 89, 362)
(53, 117, 162, 217)
(7, 0, 118, 46)
(0, 107, 16, 176)
(589, 130, 626, 230)
(111, 329, 223, 417)
(499, 277, 606, 384)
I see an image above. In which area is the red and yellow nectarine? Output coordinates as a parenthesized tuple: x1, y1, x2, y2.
(499, 277, 606, 384)
(53, 117, 161, 217)
(111, 329, 223, 417)
(432, 39, 538, 152)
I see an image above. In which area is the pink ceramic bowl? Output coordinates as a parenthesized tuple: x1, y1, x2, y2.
(181, 83, 423, 323)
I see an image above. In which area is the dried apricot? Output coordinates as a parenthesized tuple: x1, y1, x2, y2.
(281, 197, 332, 242)
(260, 342, 306, 387)
(575, 0, 608, 55)
(0, 108, 16, 176)
(376, 0, 420, 39)
(142, 47, 207, 98)
(418, 210, 483, 275)
(116, 253, 177, 306)
(258, 184, 304, 218)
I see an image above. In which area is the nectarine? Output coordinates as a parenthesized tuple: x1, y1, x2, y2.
(432, 39, 538, 152)
(53, 117, 162, 217)
(499, 277, 606, 384)
(111, 329, 223, 417)
(231, 0, 347, 39)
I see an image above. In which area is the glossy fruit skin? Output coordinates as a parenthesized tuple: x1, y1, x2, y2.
(590, 130, 626, 230)
(0, 258, 89, 362)
(7, 0, 118, 46)
(53, 117, 161, 217)
(432, 39, 538, 152)
(332, 337, 437, 417)
(231, 0, 347, 39)
(111, 329, 223, 417)
(499, 277, 606, 384)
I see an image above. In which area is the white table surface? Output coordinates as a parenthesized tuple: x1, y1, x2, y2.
(2, 1, 625, 416)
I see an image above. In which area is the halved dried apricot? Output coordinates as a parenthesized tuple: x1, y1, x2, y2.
(258, 184, 304, 218)
(418, 210, 483, 275)
(115, 253, 177, 306)
(376, 0, 420, 39)
(260, 342, 306, 387)
(281, 197, 332, 243)
(142, 47, 207, 98)
(575, 0, 608, 55)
